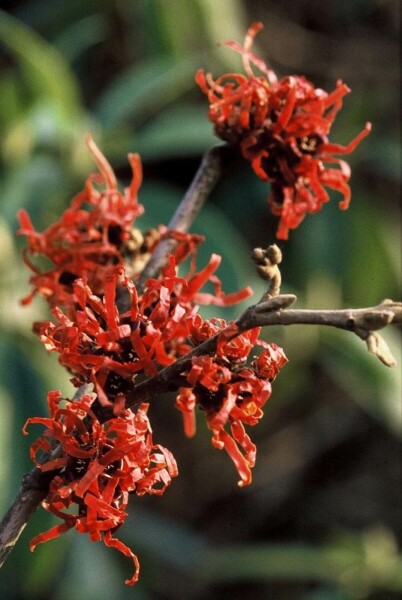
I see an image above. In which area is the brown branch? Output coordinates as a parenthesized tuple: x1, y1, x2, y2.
(0, 466, 53, 568)
(123, 297, 401, 409)
(135, 143, 233, 295)
(0, 385, 91, 568)
(1, 294, 400, 565)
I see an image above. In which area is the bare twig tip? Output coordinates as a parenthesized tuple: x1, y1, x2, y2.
(366, 332, 397, 367)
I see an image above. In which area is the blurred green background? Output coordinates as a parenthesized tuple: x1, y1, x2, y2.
(0, 1, 400, 599)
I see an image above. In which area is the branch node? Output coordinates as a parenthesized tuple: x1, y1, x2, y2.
(254, 294, 297, 313)
(362, 310, 394, 328)
(381, 298, 398, 307)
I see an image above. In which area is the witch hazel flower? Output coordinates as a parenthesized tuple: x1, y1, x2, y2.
(176, 316, 288, 487)
(38, 252, 252, 410)
(16, 134, 158, 313)
(196, 22, 371, 239)
(23, 391, 178, 585)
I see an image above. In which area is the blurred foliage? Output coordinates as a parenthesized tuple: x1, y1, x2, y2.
(0, 1, 400, 599)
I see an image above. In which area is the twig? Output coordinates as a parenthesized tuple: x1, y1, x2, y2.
(0, 466, 52, 568)
(135, 143, 233, 295)
(0, 384, 91, 568)
(1, 293, 400, 564)
(122, 297, 401, 409)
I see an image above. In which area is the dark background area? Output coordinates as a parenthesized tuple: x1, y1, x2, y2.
(0, 2, 400, 599)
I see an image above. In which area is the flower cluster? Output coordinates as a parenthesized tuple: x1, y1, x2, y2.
(17, 133, 157, 313)
(38, 254, 252, 409)
(176, 317, 288, 486)
(196, 22, 371, 239)
(24, 391, 177, 585)
(20, 137, 286, 584)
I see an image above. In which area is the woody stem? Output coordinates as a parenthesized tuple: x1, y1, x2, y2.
(122, 297, 401, 409)
(136, 143, 233, 295)
(0, 385, 91, 568)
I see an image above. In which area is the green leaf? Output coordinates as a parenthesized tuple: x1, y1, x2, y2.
(365, 135, 401, 181)
(345, 193, 401, 306)
(0, 71, 25, 126)
(121, 506, 206, 571)
(196, 0, 250, 56)
(133, 105, 217, 161)
(0, 386, 14, 513)
(0, 9, 82, 120)
(199, 533, 402, 594)
(0, 336, 47, 500)
(0, 155, 66, 227)
(57, 536, 125, 600)
(53, 13, 108, 63)
(302, 589, 355, 600)
(200, 543, 332, 583)
(94, 54, 201, 128)
(141, 0, 205, 57)
(21, 531, 70, 598)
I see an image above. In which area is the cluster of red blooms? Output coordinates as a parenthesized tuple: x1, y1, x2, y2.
(19, 136, 287, 584)
(176, 321, 287, 487)
(24, 392, 177, 585)
(196, 22, 371, 239)
(17, 134, 157, 314)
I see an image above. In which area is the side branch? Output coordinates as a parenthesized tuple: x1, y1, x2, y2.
(241, 298, 401, 367)
(124, 297, 401, 408)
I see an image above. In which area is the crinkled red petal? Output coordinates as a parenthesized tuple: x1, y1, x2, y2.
(212, 429, 252, 487)
(104, 531, 140, 586)
(30, 521, 74, 552)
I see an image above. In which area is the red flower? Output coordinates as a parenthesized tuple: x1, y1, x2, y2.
(196, 22, 371, 239)
(187, 355, 232, 390)
(17, 136, 253, 326)
(255, 344, 289, 379)
(17, 134, 151, 311)
(176, 316, 288, 486)
(38, 254, 252, 407)
(23, 390, 178, 585)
